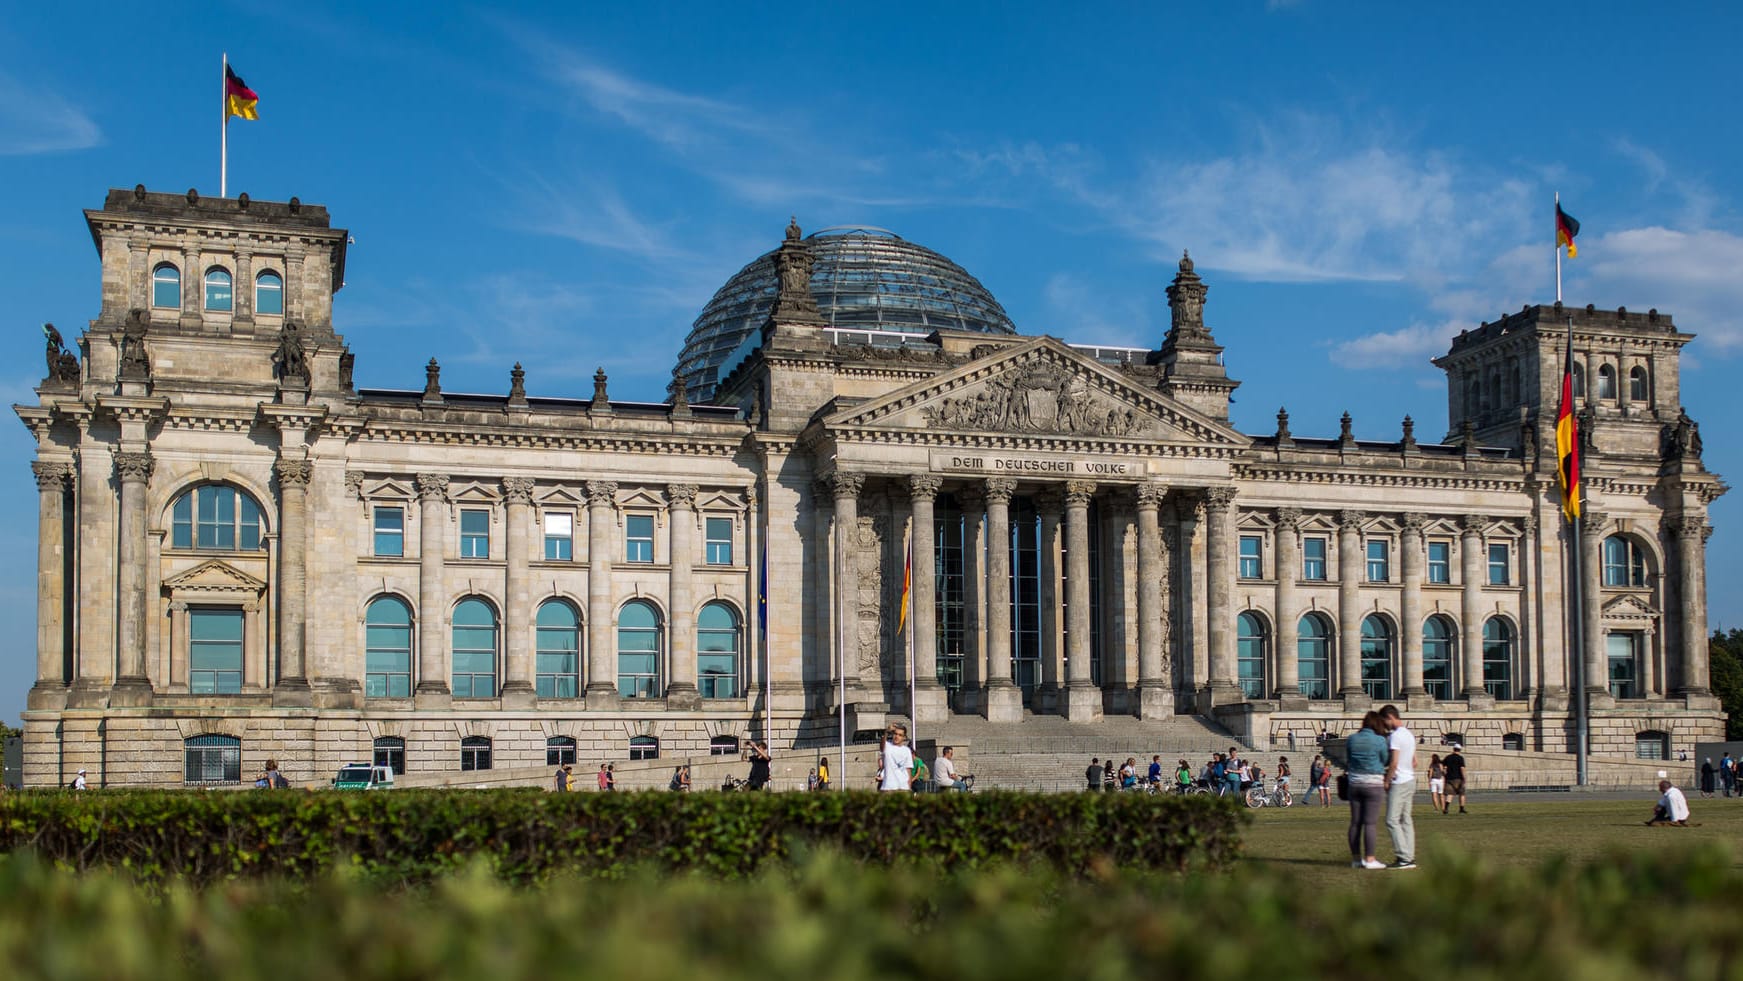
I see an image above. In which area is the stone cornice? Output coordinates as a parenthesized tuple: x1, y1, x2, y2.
(825, 427, 1241, 460)
(1236, 464, 1526, 494)
(356, 422, 741, 457)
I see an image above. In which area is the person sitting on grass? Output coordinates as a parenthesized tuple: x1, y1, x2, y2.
(1648, 778, 1691, 827)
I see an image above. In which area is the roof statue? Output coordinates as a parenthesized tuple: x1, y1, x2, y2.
(42, 322, 79, 387)
(768, 219, 824, 327)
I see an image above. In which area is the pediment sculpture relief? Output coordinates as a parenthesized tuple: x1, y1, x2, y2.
(919, 363, 1148, 437)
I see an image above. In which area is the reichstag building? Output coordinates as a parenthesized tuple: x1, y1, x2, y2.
(15, 187, 1725, 786)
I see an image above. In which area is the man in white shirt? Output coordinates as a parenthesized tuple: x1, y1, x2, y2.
(879, 724, 913, 792)
(934, 746, 967, 792)
(1649, 779, 1691, 826)
(1380, 704, 1416, 869)
(71, 768, 88, 790)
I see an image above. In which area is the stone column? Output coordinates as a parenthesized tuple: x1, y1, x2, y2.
(500, 477, 536, 707)
(1672, 514, 1711, 697)
(1400, 513, 1427, 697)
(1178, 496, 1208, 701)
(70, 431, 114, 707)
(982, 477, 1022, 722)
(830, 471, 866, 703)
(909, 475, 948, 724)
(272, 458, 313, 704)
(957, 486, 986, 708)
(111, 451, 154, 705)
(1337, 510, 1366, 703)
(666, 483, 700, 708)
(1579, 509, 1608, 704)
(1063, 479, 1101, 720)
(1134, 482, 1169, 718)
(234, 250, 254, 325)
(1274, 507, 1302, 700)
(584, 480, 619, 708)
(1203, 487, 1240, 705)
(1459, 515, 1488, 703)
(414, 473, 451, 705)
(31, 462, 74, 703)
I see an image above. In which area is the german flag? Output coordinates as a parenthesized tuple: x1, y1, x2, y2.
(225, 64, 259, 121)
(896, 534, 912, 633)
(1556, 203, 1580, 258)
(1555, 331, 1581, 521)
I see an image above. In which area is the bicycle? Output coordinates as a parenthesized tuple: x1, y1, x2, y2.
(1245, 778, 1293, 809)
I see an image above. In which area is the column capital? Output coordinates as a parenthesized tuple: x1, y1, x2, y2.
(416, 472, 449, 502)
(1337, 509, 1366, 532)
(1522, 512, 1538, 535)
(585, 479, 618, 506)
(114, 451, 153, 484)
(1459, 513, 1488, 536)
(502, 476, 536, 504)
(1399, 512, 1427, 535)
(908, 474, 943, 501)
(1064, 480, 1097, 507)
(32, 460, 74, 492)
(1667, 514, 1706, 541)
(1579, 508, 1608, 535)
(1134, 481, 1167, 508)
(1202, 485, 1236, 513)
(828, 470, 865, 499)
(1275, 505, 1304, 530)
(274, 458, 313, 488)
(984, 477, 1018, 504)
(667, 482, 698, 509)
(344, 470, 366, 499)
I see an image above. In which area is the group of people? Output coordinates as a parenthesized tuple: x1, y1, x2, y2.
(877, 724, 971, 792)
(1697, 752, 1740, 798)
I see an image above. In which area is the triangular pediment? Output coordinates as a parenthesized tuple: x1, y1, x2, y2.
(536, 484, 586, 508)
(163, 559, 266, 593)
(1601, 594, 1659, 621)
(824, 336, 1248, 446)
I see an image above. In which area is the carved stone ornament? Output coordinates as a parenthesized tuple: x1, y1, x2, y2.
(113, 451, 154, 484)
(770, 219, 824, 324)
(1134, 482, 1166, 508)
(667, 483, 698, 509)
(422, 358, 442, 399)
(1276, 506, 1304, 530)
(338, 351, 355, 392)
(1579, 508, 1607, 535)
(32, 460, 74, 492)
(344, 471, 366, 498)
(1337, 509, 1366, 531)
(1460, 513, 1488, 536)
(509, 363, 527, 403)
(274, 459, 313, 488)
(908, 474, 943, 501)
(415, 472, 450, 502)
(1203, 486, 1237, 513)
(984, 477, 1018, 505)
(502, 477, 535, 504)
(1064, 480, 1098, 508)
(829, 471, 865, 500)
(918, 361, 1147, 438)
(1275, 406, 1292, 443)
(668, 366, 687, 410)
(1661, 408, 1703, 461)
(1401, 415, 1417, 449)
(272, 322, 309, 381)
(42, 323, 79, 386)
(584, 480, 619, 506)
(118, 309, 151, 382)
(592, 367, 610, 408)
(1399, 512, 1427, 535)
(1165, 251, 1209, 339)
(1668, 515, 1706, 542)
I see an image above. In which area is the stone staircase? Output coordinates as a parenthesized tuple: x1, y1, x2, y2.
(921, 712, 1256, 793)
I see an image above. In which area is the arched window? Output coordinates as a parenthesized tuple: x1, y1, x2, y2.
(697, 601, 740, 699)
(1635, 730, 1669, 760)
(1596, 363, 1617, 400)
(1502, 733, 1525, 751)
(460, 736, 492, 771)
(1571, 360, 1585, 399)
(709, 735, 740, 756)
(617, 600, 662, 698)
(152, 263, 181, 308)
(255, 271, 284, 315)
(1296, 613, 1331, 700)
(535, 600, 580, 699)
(204, 268, 233, 312)
(170, 484, 263, 550)
(1628, 365, 1648, 403)
(1482, 617, 1514, 700)
(1236, 612, 1267, 699)
(546, 735, 577, 767)
(1422, 615, 1456, 701)
(1360, 615, 1393, 700)
(451, 598, 497, 698)
(629, 735, 659, 761)
(184, 734, 241, 784)
(373, 736, 405, 775)
(364, 596, 413, 698)
(1602, 535, 1648, 587)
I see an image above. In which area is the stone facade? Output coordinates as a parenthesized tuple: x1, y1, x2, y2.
(14, 188, 1727, 787)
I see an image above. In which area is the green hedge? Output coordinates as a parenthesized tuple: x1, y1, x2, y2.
(0, 843, 1739, 981)
(0, 789, 1245, 883)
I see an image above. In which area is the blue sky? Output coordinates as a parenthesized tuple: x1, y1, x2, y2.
(1, 3, 1739, 722)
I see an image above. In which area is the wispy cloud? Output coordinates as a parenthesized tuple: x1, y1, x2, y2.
(1581, 227, 1743, 352)
(500, 169, 689, 261)
(0, 70, 101, 155)
(1039, 272, 1151, 345)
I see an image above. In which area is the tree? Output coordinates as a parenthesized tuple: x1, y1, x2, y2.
(0, 720, 20, 741)
(1710, 629, 1743, 741)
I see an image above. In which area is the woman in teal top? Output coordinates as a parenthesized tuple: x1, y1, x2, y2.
(1344, 711, 1391, 869)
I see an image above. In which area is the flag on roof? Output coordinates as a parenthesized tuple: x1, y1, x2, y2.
(225, 64, 259, 121)
(1556, 203, 1580, 258)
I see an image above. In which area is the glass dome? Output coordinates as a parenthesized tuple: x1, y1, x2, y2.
(675, 226, 1017, 403)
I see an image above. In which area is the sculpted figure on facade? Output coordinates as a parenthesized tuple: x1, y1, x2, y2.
(42, 323, 79, 386)
(118, 309, 151, 382)
(921, 361, 1145, 437)
(273, 322, 309, 381)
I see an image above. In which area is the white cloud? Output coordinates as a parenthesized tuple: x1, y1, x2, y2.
(0, 71, 101, 155)
(1578, 227, 1743, 352)
(1039, 273, 1152, 346)
(1328, 322, 1452, 369)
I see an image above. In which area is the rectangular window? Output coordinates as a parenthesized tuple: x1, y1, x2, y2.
(373, 507, 404, 557)
(1487, 543, 1510, 585)
(460, 509, 490, 559)
(625, 514, 654, 563)
(1302, 537, 1327, 581)
(373, 740, 406, 775)
(1238, 536, 1262, 579)
(1607, 632, 1640, 699)
(543, 512, 573, 561)
(705, 516, 733, 565)
(1366, 540, 1390, 583)
(1427, 541, 1451, 584)
(189, 608, 244, 694)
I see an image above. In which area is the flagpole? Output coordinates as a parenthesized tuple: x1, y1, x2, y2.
(221, 53, 229, 199)
(1565, 313, 1589, 787)
(1554, 192, 1562, 304)
(907, 527, 916, 754)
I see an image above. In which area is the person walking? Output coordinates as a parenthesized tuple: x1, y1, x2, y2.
(1345, 711, 1390, 870)
(1086, 757, 1104, 792)
(553, 763, 571, 792)
(1427, 754, 1446, 814)
(1723, 752, 1736, 798)
(1380, 704, 1417, 869)
(816, 756, 830, 792)
(70, 768, 88, 791)
(596, 763, 610, 791)
(1700, 758, 1717, 799)
(1442, 744, 1470, 813)
(879, 724, 913, 793)
(605, 763, 617, 792)
(1309, 755, 1330, 807)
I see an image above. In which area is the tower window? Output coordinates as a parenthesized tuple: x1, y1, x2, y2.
(152, 263, 181, 309)
(255, 271, 284, 315)
(204, 268, 233, 312)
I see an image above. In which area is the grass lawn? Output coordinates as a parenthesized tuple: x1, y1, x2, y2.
(1239, 793, 1743, 890)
